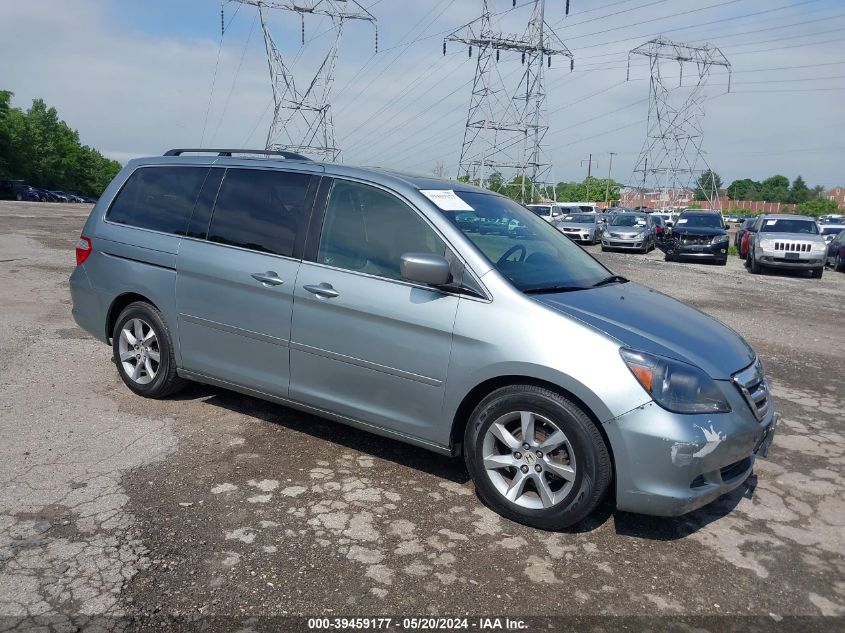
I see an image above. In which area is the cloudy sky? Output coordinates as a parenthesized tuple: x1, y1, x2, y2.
(2, 0, 843, 188)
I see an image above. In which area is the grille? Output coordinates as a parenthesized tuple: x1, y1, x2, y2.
(681, 235, 712, 246)
(732, 358, 770, 422)
(773, 242, 810, 252)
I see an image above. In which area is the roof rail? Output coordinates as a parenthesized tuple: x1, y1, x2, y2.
(163, 148, 311, 161)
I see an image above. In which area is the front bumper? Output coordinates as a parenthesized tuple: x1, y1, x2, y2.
(561, 229, 595, 242)
(605, 380, 777, 517)
(602, 235, 647, 249)
(758, 251, 825, 269)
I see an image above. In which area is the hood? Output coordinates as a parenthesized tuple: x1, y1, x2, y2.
(607, 225, 647, 233)
(534, 282, 755, 379)
(759, 232, 825, 243)
(672, 226, 725, 236)
(557, 222, 595, 230)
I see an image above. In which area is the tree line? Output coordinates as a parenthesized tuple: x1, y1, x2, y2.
(457, 170, 622, 204)
(0, 91, 121, 197)
(695, 169, 838, 216)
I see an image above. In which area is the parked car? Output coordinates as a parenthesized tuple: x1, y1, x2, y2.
(825, 230, 845, 272)
(478, 217, 510, 235)
(653, 212, 673, 229)
(740, 223, 756, 260)
(600, 212, 655, 253)
(69, 147, 777, 530)
(664, 211, 728, 266)
(820, 224, 845, 243)
(746, 214, 827, 278)
(455, 212, 479, 233)
(818, 214, 845, 225)
(734, 218, 756, 257)
(526, 203, 566, 223)
(552, 213, 601, 244)
(649, 214, 667, 240)
(0, 179, 42, 201)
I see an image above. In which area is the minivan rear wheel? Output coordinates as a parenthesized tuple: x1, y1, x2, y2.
(112, 302, 185, 398)
(464, 385, 611, 530)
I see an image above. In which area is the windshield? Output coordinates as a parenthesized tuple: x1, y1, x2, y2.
(609, 214, 647, 227)
(441, 191, 610, 291)
(820, 226, 844, 236)
(676, 213, 723, 229)
(760, 218, 819, 234)
(529, 206, 551, 216)
(561, 214, 595, 224)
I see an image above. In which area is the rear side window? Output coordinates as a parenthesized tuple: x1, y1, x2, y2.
(317, 179, 446, 281)
(207, 169, 313, 256)
(107, 166, 209, 235)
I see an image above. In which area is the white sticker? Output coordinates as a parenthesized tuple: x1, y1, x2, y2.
(766, 219, 777, 225)
(677, 218, 688, 224)
(419, 190, 474, 211)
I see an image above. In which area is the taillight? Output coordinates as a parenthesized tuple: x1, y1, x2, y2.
(75, 236, 92, 266)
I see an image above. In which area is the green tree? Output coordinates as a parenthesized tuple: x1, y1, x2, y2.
(694, 169, 722, 200)
(788, 175, 810, 204)
(726, 178, 760, 200)
(759, 175, 790, 202)
(797, 197, 839, 217)
(0, 91, 120, 196)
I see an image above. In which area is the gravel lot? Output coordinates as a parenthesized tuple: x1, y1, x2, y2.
(0, 201, 843, 630)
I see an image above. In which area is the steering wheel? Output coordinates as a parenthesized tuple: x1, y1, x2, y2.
(497, 244, 527, 266)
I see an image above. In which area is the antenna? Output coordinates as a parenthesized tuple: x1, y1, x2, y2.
(627, 37, 731, 209)
(444, 0, 573, 203)
(232, 0, 377, 162)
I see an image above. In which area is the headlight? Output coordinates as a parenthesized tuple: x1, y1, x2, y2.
(812, 241, 827, 252)
(759, 238, 775, 249)
(620, 348, 731, 414)
(711, 234, 728, 244)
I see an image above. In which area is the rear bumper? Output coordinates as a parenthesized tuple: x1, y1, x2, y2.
(605, 381, 777, 517)
(69, 265, 109, 344)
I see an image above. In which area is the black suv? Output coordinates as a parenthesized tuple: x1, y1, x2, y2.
(0, 180, 42, 202)
(664, 210, 729, 265)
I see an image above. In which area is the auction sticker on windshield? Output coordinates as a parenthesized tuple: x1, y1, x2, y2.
(420, 190, 474, 211)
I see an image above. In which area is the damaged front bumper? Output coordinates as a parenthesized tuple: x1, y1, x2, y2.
(604, 380, 778, 517)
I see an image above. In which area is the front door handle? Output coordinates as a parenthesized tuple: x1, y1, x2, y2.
(251, 271, 285, 286)
(303, 283, 339, 298)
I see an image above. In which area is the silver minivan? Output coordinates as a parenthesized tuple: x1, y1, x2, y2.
(70, 149, 777, 529)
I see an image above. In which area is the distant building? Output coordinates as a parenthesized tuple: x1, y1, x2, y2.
(826, 187, 845, 209)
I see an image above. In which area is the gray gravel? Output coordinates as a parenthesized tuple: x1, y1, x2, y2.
(0, 202, 843, 629)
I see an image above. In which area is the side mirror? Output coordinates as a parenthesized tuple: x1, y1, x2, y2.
(400, 253, 452, 287)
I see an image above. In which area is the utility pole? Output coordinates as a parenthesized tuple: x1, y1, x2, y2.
(581, 153, 597, 202)
(604, 151, 616, 206)
(444, 0, 574, 203)
(627, 37, 730, 209)
(232, 0, 377, 161)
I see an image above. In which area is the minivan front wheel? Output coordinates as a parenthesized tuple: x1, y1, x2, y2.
(464, 385, 611, 530)
(112, 302, 185, 398)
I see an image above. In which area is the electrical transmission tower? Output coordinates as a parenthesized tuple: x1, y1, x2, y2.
(627, 37, 730, 208)
(232, 1, 377, 161)
(444, 0, 573, 203)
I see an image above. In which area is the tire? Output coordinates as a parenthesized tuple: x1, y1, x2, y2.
(718, 258, 727, 266)
(836, 255, 845, 273)
(112, 301, 185, 398)
(15, 193, 22, 201)
(464, 385, 612, 530)
(600, 245, 607, 252)
(749, 250, 762, 274)
(664, 253, 674, 262)
(811, 267, 823, 279)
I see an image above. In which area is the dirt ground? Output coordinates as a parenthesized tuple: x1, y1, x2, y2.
(0, 201, 843, 631)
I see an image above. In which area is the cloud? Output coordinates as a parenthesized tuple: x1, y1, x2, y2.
(1, 0, 842, 187)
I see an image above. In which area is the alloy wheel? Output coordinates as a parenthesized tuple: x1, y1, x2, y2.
(117, 318, 160, 385)
(482, 411, 577, 510)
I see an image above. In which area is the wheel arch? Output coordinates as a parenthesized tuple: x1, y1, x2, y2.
(105, 292, 160, 341)
(449, 375, 616, 479)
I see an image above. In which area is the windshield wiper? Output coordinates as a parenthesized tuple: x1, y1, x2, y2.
(522, 285, 589, 294)
(592, 274, 629, 288)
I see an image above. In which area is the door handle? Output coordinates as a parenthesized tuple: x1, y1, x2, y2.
(303, 283, 339, 298)
(251, 271, 285, 286)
